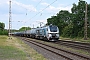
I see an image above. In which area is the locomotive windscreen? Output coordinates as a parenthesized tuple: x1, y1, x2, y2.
(49, 25, 57, 32)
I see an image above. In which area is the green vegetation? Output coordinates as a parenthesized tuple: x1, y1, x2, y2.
(0, 30, 8, 35)
(0, 46, 26, 60)
(60, 37, 90, 43)
(0, 22, 5, 30)
(0, 35, 47, 60)
(14, 38, 47, 60)
(0, 36, 27, 60)
(47, 0, 90, 39)
(19, 27, 31, 31)
(0, 22, 8, 35)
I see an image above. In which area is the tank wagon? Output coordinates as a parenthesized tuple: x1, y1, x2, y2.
(14, 25, 59, 41)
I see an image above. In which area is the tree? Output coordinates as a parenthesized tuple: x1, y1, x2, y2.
(47, 0, 90, 38)
(19, 27, 31, 31)
(0, 22, 5, 30)
(47, 10, 71, 35)
(71, 0, 90, 37)
(0, 22, 8, 35)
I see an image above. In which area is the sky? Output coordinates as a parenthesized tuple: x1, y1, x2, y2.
(0, 0, 90, 30)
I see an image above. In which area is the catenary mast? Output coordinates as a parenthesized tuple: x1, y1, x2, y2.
(84, 2, 88, 40)
(9, 0, 12, 37)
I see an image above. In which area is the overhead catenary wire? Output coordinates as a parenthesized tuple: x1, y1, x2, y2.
(11, 0, 75, 21)
(12, 0, 43, 20)
(29, 0, 57, 21)
(52, 0, 78, 16)
(12, 0, 42, 13)
(25, 0, 43, 15)
(35, 0, 42, 8)
(11, 0, 79, 28)
(10, 0, 43, 29)
(29, 0, 78, 20)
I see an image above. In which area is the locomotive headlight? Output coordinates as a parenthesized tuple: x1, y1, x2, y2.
(56, 34, 59, 37)
(49, 34, 52, 37)
(48, 34, 52, 37)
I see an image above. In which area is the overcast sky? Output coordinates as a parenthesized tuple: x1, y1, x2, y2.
(0, 0, 90, 30)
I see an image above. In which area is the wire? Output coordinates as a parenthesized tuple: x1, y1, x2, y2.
(11, 0, 57, 19)
(26, 0, 42, 14)
(29, 0, 57, 20)
(35, 0, 42, 8)
(41, 0, 57, 12)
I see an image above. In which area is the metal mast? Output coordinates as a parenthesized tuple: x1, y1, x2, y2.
(84, 3, 88, 40)
(9, 0, 12, 37)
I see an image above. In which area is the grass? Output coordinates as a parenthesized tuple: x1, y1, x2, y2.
(15, 37, 47, 60)
(0, 46, 26, 60)
(0, 35, 8, 46)
(60, 36, 90, 43)
(0, 35, 27, 60)
(64, 46, 90, 56)
(0, 35, 47, 60)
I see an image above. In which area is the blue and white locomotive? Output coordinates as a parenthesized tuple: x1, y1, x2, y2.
(35, 25, 59, 41)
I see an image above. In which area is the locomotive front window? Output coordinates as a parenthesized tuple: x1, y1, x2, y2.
(49, 25, 57, 32)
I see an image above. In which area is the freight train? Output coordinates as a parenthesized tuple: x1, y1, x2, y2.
(12, 24, 59, 41)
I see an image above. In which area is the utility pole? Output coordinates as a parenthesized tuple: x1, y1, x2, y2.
(84, 3, 88, 40)
(9, 0, 12, 38)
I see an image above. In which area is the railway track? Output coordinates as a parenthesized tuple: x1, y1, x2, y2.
(19, 37, 90, 60)
(54, 40, 90, 52)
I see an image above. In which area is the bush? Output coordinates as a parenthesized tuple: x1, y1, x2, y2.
(62, 25, 73, 38)
(0, 30, 8, 35)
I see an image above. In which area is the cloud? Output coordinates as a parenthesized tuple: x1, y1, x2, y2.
(0, 0, 38, 29)
(25, 19, 47, 28)
(0, 0, 11, 14)
(32, 0, 42, 2)
(47, 6, 72, 12)
(0, 0, 36, 14)
(0, 0, 75, 29)
(41, 2, 49, 6)
(41, 2, 72, 13)
(0, 0, 9, 3)
(12, 1, 37, 12)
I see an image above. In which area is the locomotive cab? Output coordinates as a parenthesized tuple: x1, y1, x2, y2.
(46, 25, 59, 41)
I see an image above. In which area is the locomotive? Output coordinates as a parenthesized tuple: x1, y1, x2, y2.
(13, 24, 59, 41)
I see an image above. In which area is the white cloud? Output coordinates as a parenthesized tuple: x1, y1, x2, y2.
(0, 0, 8, 3)
(41, 2, 49, 6)
(47, 6, 72, 12)
(0, 0, 37, 14)
(26, 19, 47, 28)
(12, 1, 37, 12)
(0, 0, 37, 29)
(41, 2, 72, 13)
(32, 0, 41, 2)
(0, 0, 75, 29)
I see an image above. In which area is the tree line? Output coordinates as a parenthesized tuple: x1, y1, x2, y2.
(0, 21, 31, 35)
(47, 0, 90, 38)
(0, 22, 8, 35)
